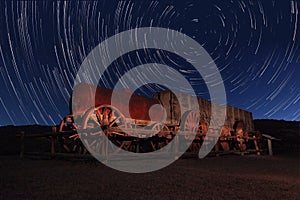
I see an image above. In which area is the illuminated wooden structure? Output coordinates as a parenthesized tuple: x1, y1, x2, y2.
(67, 83, 260, 157)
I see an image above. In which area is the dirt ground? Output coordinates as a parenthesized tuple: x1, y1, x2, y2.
(0, 125, 299, 199)
(1, 153, 299, 200)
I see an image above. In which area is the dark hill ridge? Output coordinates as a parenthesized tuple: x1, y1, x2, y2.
(254, 119, 300, 137)
(254, 119, 299, 151)
(0, 125, 53, 155)
(0, 125, 52, 135)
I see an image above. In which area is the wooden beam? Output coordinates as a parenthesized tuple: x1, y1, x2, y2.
(267, 139, 273, 156)
(253, 136, 261, 155)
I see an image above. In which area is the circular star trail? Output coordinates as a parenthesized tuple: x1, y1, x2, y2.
(0, 0, 299, 125)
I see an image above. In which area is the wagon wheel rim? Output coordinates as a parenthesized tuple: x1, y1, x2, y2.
(82, 104, 127, 130)
(80, 105, 127, 156)
(97, 104, 127, 129)
(151, 123, 170, 150)
(180, 110, 200, 140)
(151, 123, 169, 137)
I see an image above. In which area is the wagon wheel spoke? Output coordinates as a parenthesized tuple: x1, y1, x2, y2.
(181, 110, 200, 140)
(109, 116, 122, 127)
(82, 135, 105, 156)
(99, 105, 127, 128)
(150, 123, 170, 150)
(80, 105, 128, 156)
(151, 123, 169, 137)
(179, 110, 200, 152)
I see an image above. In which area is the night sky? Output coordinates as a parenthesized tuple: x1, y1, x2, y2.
(0, 0, 299, 126)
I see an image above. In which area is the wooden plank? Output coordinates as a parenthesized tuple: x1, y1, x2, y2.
(253, 136, 261, 155)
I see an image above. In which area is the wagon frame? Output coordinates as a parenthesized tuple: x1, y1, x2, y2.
(59, 83, 262, 159)
(74, 103, 204, 156)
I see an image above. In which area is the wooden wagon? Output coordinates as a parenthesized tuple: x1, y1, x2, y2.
(59, 83, 261, 158)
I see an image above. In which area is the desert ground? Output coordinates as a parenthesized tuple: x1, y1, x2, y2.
(0, 123, 299, 199)
(1, 153, 299, 200)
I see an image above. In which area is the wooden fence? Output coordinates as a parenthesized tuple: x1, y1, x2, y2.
(16, 127, 278, 160)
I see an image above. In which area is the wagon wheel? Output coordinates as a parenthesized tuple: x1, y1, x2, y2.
(151, 123, 169, 137)
(180, 110, 200, 140)
(151, 123, 170, 150)
(81, 105, 127, 130)
(80, 105, 127, 156)
(179, 110, 201, 153)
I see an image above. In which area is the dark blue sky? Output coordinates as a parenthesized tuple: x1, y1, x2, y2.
(0, 0, 299, 126)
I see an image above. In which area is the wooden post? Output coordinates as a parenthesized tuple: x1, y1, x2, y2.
(52, 126, 57, 133)
(20, 131, 25, 159)
(253, 136, 261, 155)
(240, 139, 244, 156)
(105, 131, 109, 162)
(136, 142, 140, 153)
(214, 140, 220, 157)
(173, 134, 179, 160)
(267, 139, 273, 156)
(51, 127, 56, 157)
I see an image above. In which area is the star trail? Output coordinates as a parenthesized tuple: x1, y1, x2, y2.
(0, 0, 299, 126)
